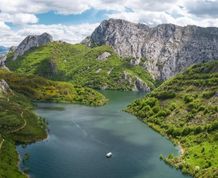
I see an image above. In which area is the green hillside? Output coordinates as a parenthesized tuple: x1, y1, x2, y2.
(0, 68, 107, 177)
(0, 70, 107, 106)
(0, 86, 46, 177)
(126, 61, 218, 178)
(6, 42, 154, 90)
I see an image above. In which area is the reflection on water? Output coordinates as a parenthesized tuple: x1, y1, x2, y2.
(17, 91, 190, 178)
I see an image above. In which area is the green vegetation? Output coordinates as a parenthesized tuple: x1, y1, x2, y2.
(0, 66, 107, 177)
(0, 69, 107, 106)
(0, 140, 26, 178)
(0, 86, 46, 177)
(6, 42, 154, 90)
(126, 61, 218, 178)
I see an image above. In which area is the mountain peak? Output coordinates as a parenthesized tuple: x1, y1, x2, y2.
(12, 32, 53, 60)
(82, 19, 218, 80)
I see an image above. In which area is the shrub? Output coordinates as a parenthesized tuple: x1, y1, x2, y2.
(182, 127, 191, 136)
(154, 91, 176, 100)
(142, 105, 151, 112)
(144, 97, 158, 107)
(187, 100, 201, 111)
(194, 126, 203, 134)
(152, 105, 161, 113)
(202, 91, 215, 99)
(213, 133, 218, 141)
(208, 122, 218, 132)
(156, 109, 170, 117)
(169, 103, 176, 111)
(183, 95, 194, 103)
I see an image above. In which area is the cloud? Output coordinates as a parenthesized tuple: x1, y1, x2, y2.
(1, 0, 218, 47)
(0, 0, 218, 26)
(183, 0, 218, 18)
(0, 13, 38, 24)
(0, 23, 99, 47)
(0, 0, 94, 15)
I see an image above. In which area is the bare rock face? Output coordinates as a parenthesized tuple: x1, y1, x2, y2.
(0, 55, 8, 70)
(134, 77, 151, 92)
(9, 46, 17, 53)
(83, 19, 218, 80)
(97, 52, 111, 61)
(0, 79, 11, 95)
(122, 71, 150, 92)
(13, 32, 53, 60)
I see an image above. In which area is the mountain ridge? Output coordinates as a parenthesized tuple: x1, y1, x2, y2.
(83, 18, 218, 80)
(126, 60, 218, 177)
(12, 32, 53, 61)
(6, 41, 154, 91)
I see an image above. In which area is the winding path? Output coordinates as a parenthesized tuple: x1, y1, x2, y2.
(0, 139, 5, 152)
(8, 112, 27, 134)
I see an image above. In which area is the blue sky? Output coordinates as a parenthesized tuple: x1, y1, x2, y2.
(37, 9, 110, 25)
(0, 0, 218, 47)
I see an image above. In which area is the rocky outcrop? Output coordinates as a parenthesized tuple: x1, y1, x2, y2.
(0, 55, 8, 70)
(0, 79, 11, 95)
(13, 33, 53, 60)
(130, 58, 141, 66)
(9, 46, 17, 53)
(97, 52, 111, 61)
(83, 18, 218, 80)
(122, 71, 150, 92)
(134, 77, 151, 92)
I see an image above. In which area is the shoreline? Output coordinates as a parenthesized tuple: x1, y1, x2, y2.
(16, 129, 49, 178)
(126, 114, 192, 177)
(178, 143, 185, 156)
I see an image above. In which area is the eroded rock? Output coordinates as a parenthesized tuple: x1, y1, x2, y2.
(0, 79, 11, 95)
(97, 52, 111, 61)
(13, 32, 53, 60)
(83, 18, 218, 80)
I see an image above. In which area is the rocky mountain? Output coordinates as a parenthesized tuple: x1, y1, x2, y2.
(82, 19, 218, 80)
(0, 79, 11, 96)
(0, 56, 8, 70)
(12, 32, 53, 60)
(6, 42, 154, 92)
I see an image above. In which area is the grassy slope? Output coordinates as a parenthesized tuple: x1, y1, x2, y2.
(0, 140, 26, 178)
(0, 89, 46, 177)
(0, 69, 107, 106)
(0, 68, 107, 177)
(126, 61, 218, 178)
(6, 42, 154, 90)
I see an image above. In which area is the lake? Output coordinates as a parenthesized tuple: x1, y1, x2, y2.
(17, 91, 190, 178)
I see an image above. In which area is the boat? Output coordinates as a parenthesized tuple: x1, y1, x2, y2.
(106, 152, 112, 158)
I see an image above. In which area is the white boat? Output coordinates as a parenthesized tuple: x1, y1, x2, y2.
(106, 152, 112, 158)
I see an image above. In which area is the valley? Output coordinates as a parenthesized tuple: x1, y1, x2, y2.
(6, 42, 154, 91)
(0, 17, 217, 178)
(126, 61, 218, 177)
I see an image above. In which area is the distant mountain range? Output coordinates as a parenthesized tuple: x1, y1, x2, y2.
(0, 46, 9, 55)
(5, 18, 218, 90)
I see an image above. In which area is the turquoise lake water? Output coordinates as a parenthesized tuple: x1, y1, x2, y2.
(17, 91, 191, 178)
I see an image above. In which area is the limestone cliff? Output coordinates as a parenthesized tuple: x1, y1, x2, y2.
(83, 19, 218, 80)
(0, 79, 11, 96)
(12, 33, 53, 60)
(0, 55, 8, 70)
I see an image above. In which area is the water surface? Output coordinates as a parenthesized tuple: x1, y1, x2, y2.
(17, 91, 190, 178)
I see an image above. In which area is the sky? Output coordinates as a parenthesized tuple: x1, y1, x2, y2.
(0, 0, 218, 47)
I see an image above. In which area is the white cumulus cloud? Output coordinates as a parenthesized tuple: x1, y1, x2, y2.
(0, 23, 99, 47)
(0, 0, 218, 47)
